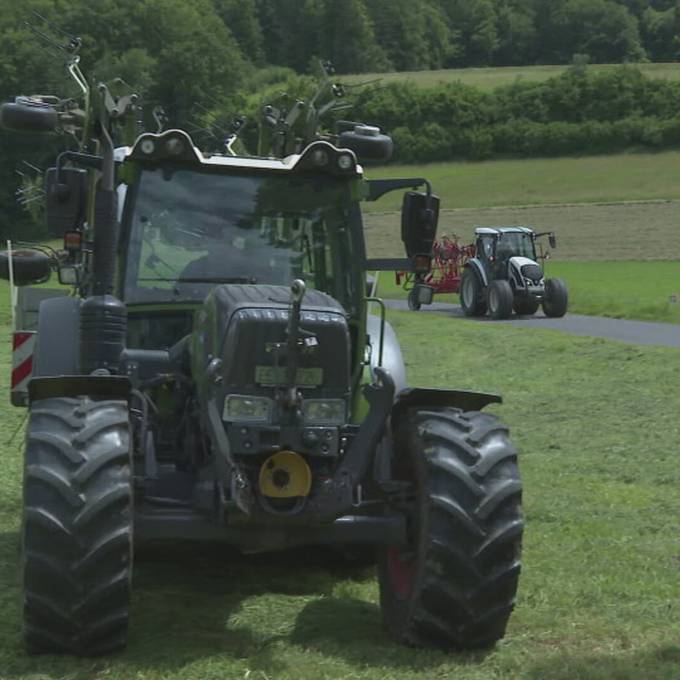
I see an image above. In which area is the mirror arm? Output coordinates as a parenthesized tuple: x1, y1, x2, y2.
(366, 177, 432, 202)
(54, 150, 103, 181)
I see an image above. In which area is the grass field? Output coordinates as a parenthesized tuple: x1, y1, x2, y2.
(365, 152, 680, 213)
(1, 307, 680, 679)
(347, 62, 680, 91)
(365, 201, 680, 261)
(361, 151, 680, 324)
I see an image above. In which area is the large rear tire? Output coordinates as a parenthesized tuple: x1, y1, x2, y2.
(460, 269, 487, 317)
(542, 278, 568, 318)
(378, 409, 523, 650)
(487, 280, 513, 320)
(22, 397, 132, 656)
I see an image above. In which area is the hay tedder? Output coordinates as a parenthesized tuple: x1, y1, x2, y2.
(396, 234, 474, 310)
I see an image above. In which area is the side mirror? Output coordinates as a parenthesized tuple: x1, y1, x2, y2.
(45, 167, 88, 236)
(338, 125, 393, 163)
(401, 191, 440, 258)
(0, 249, 52, 286)
(549, 234, 557, 249)
(58, 265, 79, 286)
(0, 98, 58, 133)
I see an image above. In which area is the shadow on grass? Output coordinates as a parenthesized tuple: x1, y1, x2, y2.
(290, 596, 489, 671)
(0, 534, 450, 677)
(528, 645, 680, 680)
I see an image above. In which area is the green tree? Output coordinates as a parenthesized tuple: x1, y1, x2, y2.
(539, 0, 645, 63)
(438, 0, 500, 66)
(367, 0, 452, 70)
(494, 1, 538, 65)
(215, 0, 265, 65)
(320, 0, 391, 73)
(642, 4, 680, 61)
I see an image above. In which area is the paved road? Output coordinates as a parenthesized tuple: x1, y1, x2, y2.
(383, 300, 680, 348)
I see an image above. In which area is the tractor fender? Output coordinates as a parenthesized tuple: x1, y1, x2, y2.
(33, 296, 81, 377)
(465, 258, 488, 287)
(367, 314, 407, 396)
(391, 387, 501, 422)
(28, 375, 130, 402)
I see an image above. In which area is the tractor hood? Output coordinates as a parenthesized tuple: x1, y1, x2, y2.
(509, 256, 544, 285)
(191, 284, 351, 405)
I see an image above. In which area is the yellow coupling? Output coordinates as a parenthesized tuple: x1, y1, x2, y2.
(258, 451, 312, 498)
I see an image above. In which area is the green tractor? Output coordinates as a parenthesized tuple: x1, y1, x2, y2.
(0, 43, 523, 656)
(460, 227, 568, 320)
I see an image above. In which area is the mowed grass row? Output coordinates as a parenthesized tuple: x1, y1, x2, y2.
(365, 151, 680, 212)
(374, 261, 680, 324)
(1, 310, 680, 679)
(364, 201, 680, 261)
(347, 62, 680, 91)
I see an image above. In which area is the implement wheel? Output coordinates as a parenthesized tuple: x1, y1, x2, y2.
(378, 408, 523, 650)
(22, 397, 132, 656)
(408, 288, 422, 311)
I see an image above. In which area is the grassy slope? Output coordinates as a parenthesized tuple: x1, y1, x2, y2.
(365, 151, 680, 212)
(1, 309, 680, 679)
(375, 261, 680, 324)
(347, 62, 680, 90)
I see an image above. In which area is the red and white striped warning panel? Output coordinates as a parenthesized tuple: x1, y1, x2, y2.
(11, 331, 36, 405)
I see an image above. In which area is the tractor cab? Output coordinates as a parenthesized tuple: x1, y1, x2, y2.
(475, 227, 539, 279)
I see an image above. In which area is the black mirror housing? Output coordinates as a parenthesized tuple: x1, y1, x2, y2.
(0, 99, 58, 133)
(401, 191, 440, 258)
(338, 125, 393, 163)
(549, 234, 557, 249)
(0, 249, 52, 286)
(45, 167, 87, 236)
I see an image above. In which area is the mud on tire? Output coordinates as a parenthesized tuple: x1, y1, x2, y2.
(22, 397, 132, 656)
(378, 408, 523, 650)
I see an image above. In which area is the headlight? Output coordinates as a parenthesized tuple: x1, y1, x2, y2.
(337, 153, 355, 171)
(302, 399, 346, 425)
(223, 395, 272, 422)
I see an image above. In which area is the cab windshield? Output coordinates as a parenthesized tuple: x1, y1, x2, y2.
(495, 232, 536, 260)
(122, 167, 362, 312)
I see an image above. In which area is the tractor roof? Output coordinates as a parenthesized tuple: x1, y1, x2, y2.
(115, 130, 363, 177)
(474, 227, 535, 236)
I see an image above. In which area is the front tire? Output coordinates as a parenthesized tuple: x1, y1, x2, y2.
(487, 280, 513, 320)
(378, 409, 523, 650)
(542, 278, 568, 318)
(460, 269, 487, 317)
(22, 397, 132, 656)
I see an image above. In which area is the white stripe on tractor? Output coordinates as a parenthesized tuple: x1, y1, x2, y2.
(12, 331, 36, 392)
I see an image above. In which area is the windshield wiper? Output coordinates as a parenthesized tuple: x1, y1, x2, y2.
(177, 277, 256, 284)
(139, 277, 256, 284)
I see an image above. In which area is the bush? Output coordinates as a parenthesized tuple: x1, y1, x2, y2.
(347, 66, 680, 163)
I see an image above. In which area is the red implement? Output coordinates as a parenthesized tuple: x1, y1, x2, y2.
(396, 234, 475, 296)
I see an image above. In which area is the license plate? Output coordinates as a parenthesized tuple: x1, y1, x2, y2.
(255, 365, 323, 387)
